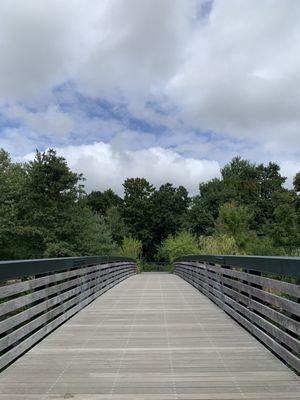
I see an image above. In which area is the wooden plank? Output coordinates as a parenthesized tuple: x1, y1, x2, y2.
(0, 272, 299, 399)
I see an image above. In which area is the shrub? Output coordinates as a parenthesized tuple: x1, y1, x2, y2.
(119, 236, 142, 259)
(158, 231, 199, 262)
(199, 233, 240, 255)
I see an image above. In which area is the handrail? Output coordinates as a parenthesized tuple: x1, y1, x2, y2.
(0, 256, 135, 281)
(0, 256, 136, 370)
(173, 255, 300, 373)
(174, 254, 300, 278)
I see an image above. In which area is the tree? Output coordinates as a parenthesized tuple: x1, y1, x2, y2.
(184, 195, 214, 236)
(293, 172, 300, 192)
(18, 149, 84, 256)
(0, 149, 38, 259)
(1, 148, 299, 261)
(253, 162, 287, 230)
(269, 189, 299, 250)
(216, 201, 253, 238)
(87, 189, 122, 215)
(105, 206, 129, 245)
(199, 178, 227, 219)
(122, 178, 155, 258)
(3, 149, 118, 259)
(151, 183, 190, 244)
(221, 157, 260, 205)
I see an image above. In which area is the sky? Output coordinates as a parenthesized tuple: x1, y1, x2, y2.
(0, 0, 300, 194)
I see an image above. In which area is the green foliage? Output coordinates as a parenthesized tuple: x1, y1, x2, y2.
(122, 177, 155, 257)
(1, 147, 299, 262)
(121, 179, 190, 259)
(0, 149, 117, 260)
(62, 206, 117, 256)
(158, 231, 199, 262)
(198, 234, 240, 255)
(183, 195, 214, 236)
(87, 189, 122, 215)
(119, 236, 142, 260)
(216, 202, 253, 250)
(151, 183, 190, 244)
(105, 206, 129, 245)
(217, 202, 252, 236)
(293, 172, 300, 192)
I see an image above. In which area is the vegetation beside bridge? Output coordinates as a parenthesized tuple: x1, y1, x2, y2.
(1, 147, 300, 261)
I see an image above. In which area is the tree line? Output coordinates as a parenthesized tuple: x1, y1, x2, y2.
(1, 148, 300, 261)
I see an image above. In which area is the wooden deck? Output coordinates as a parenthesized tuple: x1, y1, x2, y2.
(0, 273, 299, 399)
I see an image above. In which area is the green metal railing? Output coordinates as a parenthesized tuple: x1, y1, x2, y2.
(0, 256, 135, 282)
(175, 254, 300, 279)
(0, 256, 136, 370)
(173, 254, 300, 373)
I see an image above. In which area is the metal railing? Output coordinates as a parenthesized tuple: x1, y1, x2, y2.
(173, 255, 300, 373)
(0, 256, 136, 370)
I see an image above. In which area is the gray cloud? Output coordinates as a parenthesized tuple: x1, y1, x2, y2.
(1, 0, 300, 188)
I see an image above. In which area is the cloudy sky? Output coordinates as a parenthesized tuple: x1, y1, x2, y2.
(0, 0, 300, 193)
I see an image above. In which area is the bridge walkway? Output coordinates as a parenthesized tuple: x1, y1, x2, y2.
(0, 273, 299, 399)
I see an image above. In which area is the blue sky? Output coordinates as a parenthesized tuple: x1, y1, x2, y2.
(0, 0, 300, 193)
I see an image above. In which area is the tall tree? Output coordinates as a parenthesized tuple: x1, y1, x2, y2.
(184, 195, 214, 236)
(293, 172, 300, 192)
(221, 157, 260, 205)
(151, 183, 190, 244)
(253, 162, 287, 230)
(19, 149, 116, 258)
(0, 149, 32, 259)
(122, 178, 155, 257)
(21, 149, 84, 253)
(105, 206, 129, 245)
(87, 189, 122, 215)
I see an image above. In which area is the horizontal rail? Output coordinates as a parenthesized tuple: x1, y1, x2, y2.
(0, 257, 136, 370)
(174, 255, 300, 278)
(0, 256, 135, 281)
(173, 258, 300, 374)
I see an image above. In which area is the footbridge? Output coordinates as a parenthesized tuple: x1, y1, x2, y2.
(0, 255, 299, 399)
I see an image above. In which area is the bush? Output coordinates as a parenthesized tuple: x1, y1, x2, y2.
(158, 231, 199, 262)
(119, 236, 142, 259)
(199, 233, 240, 255)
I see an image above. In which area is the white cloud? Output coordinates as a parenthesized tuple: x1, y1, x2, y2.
(1, 0, 300, 183)
(34, 142, 220, 194)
